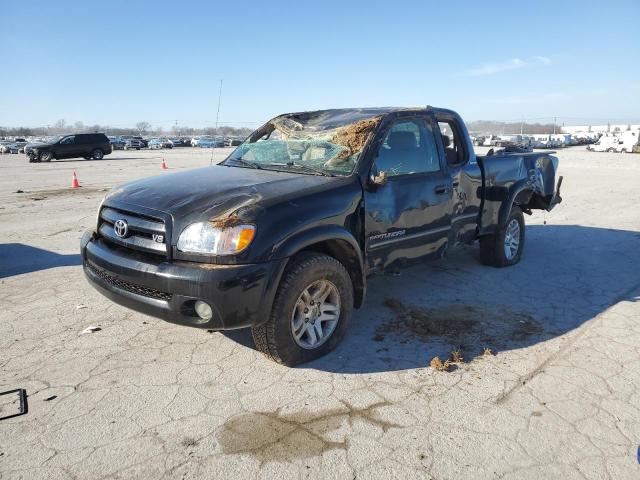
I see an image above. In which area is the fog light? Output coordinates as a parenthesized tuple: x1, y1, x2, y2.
(194, 301, 213, 321)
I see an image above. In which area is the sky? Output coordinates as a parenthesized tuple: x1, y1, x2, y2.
(1, 0, 639, 129)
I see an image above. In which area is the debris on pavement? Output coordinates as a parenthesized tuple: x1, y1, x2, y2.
(450, 349, 464, 363)
(76, 304, 88, 310)
(80, 326, 102, 334)
(429, 357, 452, 372)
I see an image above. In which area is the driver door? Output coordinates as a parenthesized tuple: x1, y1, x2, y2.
(56, 135, 77, 158)
(364, 116, 454, 272)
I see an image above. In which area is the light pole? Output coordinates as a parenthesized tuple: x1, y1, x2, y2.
(215, 79, 223, 133)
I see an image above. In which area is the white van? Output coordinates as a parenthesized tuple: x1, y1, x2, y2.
(615, 131, 639, 153)
(587, 135, 618, 152)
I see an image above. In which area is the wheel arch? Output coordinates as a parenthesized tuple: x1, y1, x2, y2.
(497, 181, 532, 228)
(274, 226, 366, 308)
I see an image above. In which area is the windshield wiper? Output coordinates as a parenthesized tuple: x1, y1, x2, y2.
(225, 158, 262, 169)
(280, 162, 334, 177)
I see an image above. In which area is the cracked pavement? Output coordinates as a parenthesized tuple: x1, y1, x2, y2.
(1, 147, 639, 479)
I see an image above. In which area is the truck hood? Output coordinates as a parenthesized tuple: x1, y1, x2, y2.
(106, 164, 340, 223)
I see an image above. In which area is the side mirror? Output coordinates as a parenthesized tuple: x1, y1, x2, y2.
(370, 170, 388, 187)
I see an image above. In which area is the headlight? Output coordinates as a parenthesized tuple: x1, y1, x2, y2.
(177, 222, 255, 255)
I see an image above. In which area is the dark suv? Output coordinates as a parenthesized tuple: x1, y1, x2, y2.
(26, 133, 112, 162)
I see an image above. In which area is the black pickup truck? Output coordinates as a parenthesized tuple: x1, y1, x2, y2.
(81, 107, 562, 365)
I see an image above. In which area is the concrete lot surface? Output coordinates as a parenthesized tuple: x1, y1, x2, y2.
(1, 147, 639, 479)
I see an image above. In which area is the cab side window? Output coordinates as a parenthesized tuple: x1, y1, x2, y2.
(375, 119, 440, 177)
(437, 120, 467, 166)
(60, 136, 75, 145)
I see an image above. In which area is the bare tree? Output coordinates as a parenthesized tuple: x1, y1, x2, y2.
(136, 121, 151, 134)
(53, 119, 66, 133)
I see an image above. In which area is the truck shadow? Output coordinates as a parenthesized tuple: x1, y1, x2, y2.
(0, 243, 81, 278)
(228, 224, 640, 373)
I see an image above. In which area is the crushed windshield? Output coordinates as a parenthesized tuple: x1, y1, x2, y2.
(224, 109, 386, 175)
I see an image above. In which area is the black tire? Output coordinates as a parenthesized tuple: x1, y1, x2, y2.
(479, 206, 525, 267)
(92, 149, 104, 160)
(251, 252, 353, 366)
(39, 151, 53, 162)
(28, 155, 39, 163)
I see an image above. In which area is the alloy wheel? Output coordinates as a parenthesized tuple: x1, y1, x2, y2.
(290, 280, 341, 349)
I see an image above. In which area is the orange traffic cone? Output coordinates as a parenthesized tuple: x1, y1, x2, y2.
(71, 170, 80, 188)
(161, 158, 168, 170)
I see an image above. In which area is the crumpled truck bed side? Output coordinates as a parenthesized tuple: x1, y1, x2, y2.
(477, 152, 561, 235)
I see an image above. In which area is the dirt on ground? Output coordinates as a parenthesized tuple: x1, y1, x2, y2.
(16, 186, 109, 201)
(376, 298, 543, 359)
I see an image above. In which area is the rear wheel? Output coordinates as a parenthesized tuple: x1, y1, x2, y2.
(479, 206, 525, 267)
(607, 148, 615, 152)
(92, 149, 104, 160)
(251, 252, 353, 366)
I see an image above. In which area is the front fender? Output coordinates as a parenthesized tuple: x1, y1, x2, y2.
(271, 225, 366, 308)
(272, 225, 361, 259)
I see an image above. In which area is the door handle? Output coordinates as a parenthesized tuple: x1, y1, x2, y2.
(434, 185, 450, 195)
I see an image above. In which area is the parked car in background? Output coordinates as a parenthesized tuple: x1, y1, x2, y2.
(197, 137, 223, 148)
(148, 138, 163, 149)
(26, 133, 112, 162)
(225, 137, 243, 147)
(11, 138, 28, 153)
(109, 136, 126, 150)
(122, 136, 143, 150)
(159, 137, 174, 149)
(482, 135, 499, 147)
(0, 141, 20, 154)
(134, 136, 148, 148)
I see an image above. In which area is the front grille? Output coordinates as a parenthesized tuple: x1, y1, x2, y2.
(99, 206, 168, 257)
(87, 263, 172, 301)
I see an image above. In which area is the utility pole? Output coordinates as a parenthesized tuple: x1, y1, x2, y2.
(520, 118, 524, 135)
(553, 116, 557, 135)
(215, 79, 223, 133)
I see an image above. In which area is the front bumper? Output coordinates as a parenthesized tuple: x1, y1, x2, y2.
(81, 231, 287, 330)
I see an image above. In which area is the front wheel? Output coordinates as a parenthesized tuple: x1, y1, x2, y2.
(251, 252, 353, 366)
(39, 151, 53, 162)
(479, 206, 525, 267)
(92, 149, 104, 160)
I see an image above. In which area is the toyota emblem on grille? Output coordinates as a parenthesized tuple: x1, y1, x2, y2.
(114, 219, 129, 238)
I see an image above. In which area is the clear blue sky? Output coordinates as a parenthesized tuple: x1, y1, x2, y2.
(1, 0, 639, 129)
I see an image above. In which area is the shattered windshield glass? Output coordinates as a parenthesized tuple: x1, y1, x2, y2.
(223, 109, 387, 176)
